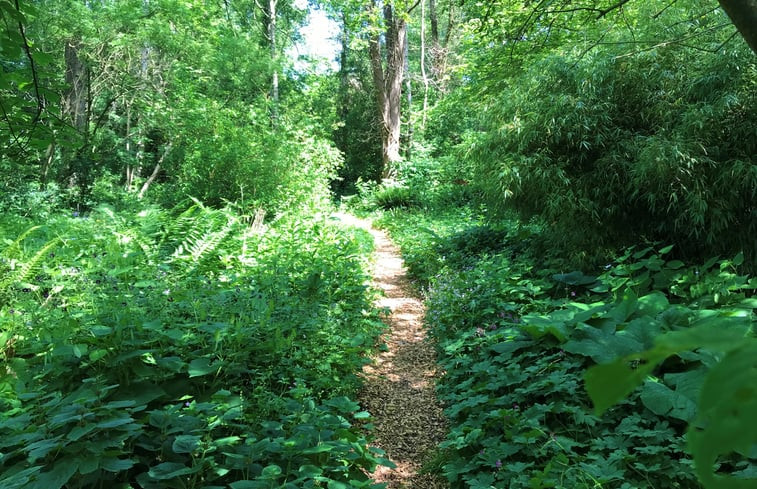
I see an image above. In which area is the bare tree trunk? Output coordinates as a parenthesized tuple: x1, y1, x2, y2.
(368, 1, 406, 179)
(62, 38, 90, 187)
(138, 142, 172, 199)
(64, 40, 89, 133)
(124, 101, 134, 191)
(717, 0, 757, 55)
(428, 0, 455, 94)
(429, 0, 441, 80)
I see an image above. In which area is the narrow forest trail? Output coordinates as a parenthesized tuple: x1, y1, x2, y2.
(333, 212, 447, 489)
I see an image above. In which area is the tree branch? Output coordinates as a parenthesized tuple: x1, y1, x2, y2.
(596, 0, 632, 19)
(14, 0, 43, 125)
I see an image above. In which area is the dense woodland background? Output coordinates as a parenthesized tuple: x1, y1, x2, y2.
(0, 0, 755, 488)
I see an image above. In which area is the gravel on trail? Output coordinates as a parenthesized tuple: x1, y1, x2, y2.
(333, 213, 448, 489)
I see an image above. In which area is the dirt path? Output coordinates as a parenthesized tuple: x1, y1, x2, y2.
(333, 213, 447, 489)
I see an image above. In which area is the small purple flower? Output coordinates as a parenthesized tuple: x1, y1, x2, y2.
(475, 327, 485, 337)
(72, 211, 79, 217)
(513, 403, 520, 410)
(488, 324, 497, 331)
(570, 291, 576, 297)
(495, 459, 502, 469)
(184, 401, 191, 407)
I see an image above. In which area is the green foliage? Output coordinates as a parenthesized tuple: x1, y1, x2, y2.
(371, 184, 419, 210)
(433, 0, 757, 271)
(464, 45, 756, 267)
(380, 206, 756, 488)
(0, 203, 389, 488)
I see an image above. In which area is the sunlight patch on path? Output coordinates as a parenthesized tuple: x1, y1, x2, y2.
(332, 212, 448, 489)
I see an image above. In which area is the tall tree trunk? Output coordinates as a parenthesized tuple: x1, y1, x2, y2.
(428, 0, 455, 94)
(64, 40, 89, 133)
(63, 38, 90, 186)
(368, 1, 406, 179)
(717, 0, 757, 55)
(429, 0, 442, 80)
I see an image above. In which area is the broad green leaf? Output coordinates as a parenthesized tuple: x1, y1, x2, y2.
(67, 424, 96, 442)
(96, 416, 134, 429)
(552, 271, 597, 285)
(302, 444, 333, 454)
(229, 482, 268, 489)
(640, 380, 696, 421)
(147, 462, 198, 480)
(607, 289, 638, 322)
(172, 434, 201, 453)
(101, 458, 135, 472)
(260, 464, 282, 478)
(298, 465, 323, 477)
(188, 357, 216, 377)
(688, 343, 757, 489)
(77, 456, 99, 475)
(584, 350, 666, 415)
(31, 460, 79, 489)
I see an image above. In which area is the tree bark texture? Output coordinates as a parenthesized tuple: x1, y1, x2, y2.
(368, 1, 406, 178)
(64, 40, 89, 132)
(717, 0, 757, 55)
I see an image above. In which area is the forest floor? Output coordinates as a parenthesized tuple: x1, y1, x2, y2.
(333, 213, 448, 489)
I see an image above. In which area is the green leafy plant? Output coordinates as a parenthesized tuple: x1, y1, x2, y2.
(380, 204, 755, 488)
(0, 203, 390, 488)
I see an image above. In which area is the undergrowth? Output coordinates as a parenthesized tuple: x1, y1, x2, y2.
(0, 203, 390, 488)
(379, 205, 756, 489)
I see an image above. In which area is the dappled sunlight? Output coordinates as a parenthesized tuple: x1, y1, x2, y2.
(335, 212, 447, 489)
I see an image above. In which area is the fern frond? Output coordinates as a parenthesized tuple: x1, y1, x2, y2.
(169, 204, 238, 264)
(2, 225, 44, 259)
(0, 237, 60, 290)
(188, 219, 234, 262)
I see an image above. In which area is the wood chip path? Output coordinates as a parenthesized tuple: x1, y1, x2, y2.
(333, 213, 448, 489)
